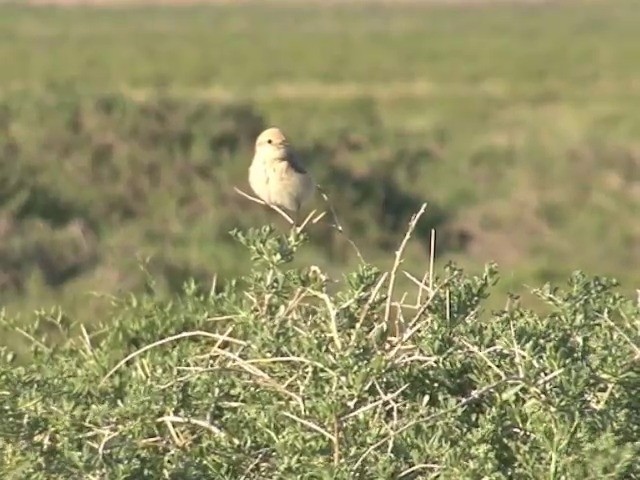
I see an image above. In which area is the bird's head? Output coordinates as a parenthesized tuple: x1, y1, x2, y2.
(255, 127, 290, 158)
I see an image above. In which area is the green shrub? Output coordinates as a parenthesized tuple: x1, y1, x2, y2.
(1, 216, 639, 479)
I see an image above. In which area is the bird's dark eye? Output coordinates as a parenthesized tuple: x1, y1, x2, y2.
(267, 139, 273, 144)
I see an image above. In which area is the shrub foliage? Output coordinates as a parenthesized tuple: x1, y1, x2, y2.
(1, 221, 639, 479)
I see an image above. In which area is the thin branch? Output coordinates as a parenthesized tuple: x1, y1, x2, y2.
(340, 384, 409, 421)
(295, 208, 323, 233)
(80, 324, 94, 357)
(457, 337, 506, 380)
(315, 183, 343, 233)
(353, 377, 519, 472)
(600, 310, 640, 357)
(281, 411, 336, 442)
(333, 415, 341, 466)
(399, 463, 442, 479)
(14, 327, 50, 352)
(315, 183, 366, 263)
(240, 448, 273, 480)
(307, 290, 342, 350)
(245, 355, 336, 375)
(234, 186, 295, 225)
(157, 415, 231, 440)
(100, 331, 246, 385)
(428, 228, 436, 293)
(353, 272, 389, 340)
(384, 203, 428, 335)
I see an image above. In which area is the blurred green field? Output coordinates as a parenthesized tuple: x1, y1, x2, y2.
(1, 0, 640, 328)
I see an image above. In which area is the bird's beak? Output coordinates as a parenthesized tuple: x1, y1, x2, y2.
(274, 141, 290, 155)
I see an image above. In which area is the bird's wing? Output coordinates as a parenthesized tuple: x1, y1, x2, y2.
(286, 150, 308, 175)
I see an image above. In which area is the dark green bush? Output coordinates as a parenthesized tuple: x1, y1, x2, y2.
(0, 93, 453, 315)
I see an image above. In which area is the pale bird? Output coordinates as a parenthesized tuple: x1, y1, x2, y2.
(249, 127, 315, 223)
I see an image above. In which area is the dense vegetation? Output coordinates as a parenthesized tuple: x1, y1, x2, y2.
(1, 1, 640, 476)
(2, 223, 639, 478)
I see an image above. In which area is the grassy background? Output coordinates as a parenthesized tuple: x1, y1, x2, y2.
(2, 3, 640, 477)
(1, 0, 640, 328)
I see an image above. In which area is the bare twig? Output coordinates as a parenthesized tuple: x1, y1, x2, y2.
(240, 448, 273, 480)
(234, 186, 295, 225)
(600, 310, 640, 357)
(307, 289, 342, 350)
(340, 384, 409, 421)
(79, 324, 94, 357)
(353, 377, 518, 472)
(14, 327, 50, 352)
(100, 331, 246, 385)
(398, 463, 442, 479)
(333, 415, 341, 466)
(281, 411, 335, 442)
(457, 338, 506, 379)
(384, 204, 428, 335)
(294, 208, 323, 234)
(315, 183, 366, 263)
(162, 414, 184, 446)
(315, 183, 343, 233)
(210, 347, 306, 410)
(157, 415, 230, 440)
(352, 272, 389, 342)
(245, 355, 336, 376)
